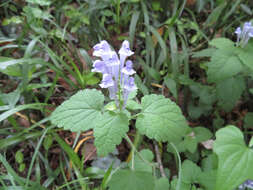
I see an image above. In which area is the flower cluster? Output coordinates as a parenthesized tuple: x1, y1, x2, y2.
(235, 21, 253, 47)
(92, 40, 137, 109)
(239, 180, 253, 190)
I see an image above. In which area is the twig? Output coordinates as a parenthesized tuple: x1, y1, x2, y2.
(154, 141, 166, 178)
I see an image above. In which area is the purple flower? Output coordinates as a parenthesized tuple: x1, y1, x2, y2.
(92, 40, 137, 109)
(235, 27, 242, 35)
(235, 21, 253, 47)
(119, 40, 134, 73)
(93, 40, 111, 57)
(99, 74, 114, 88)
(122, 60, 136, 75)
(239, 180, 253, 190)
(119, 40, 134, 57)
(91, 60, 107, 73)
(123, 77, 137, 108)
(123, 77, 137, 91)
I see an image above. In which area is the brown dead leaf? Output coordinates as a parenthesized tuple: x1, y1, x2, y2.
(201, 139, 214, 150)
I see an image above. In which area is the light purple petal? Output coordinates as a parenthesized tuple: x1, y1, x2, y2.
(248, 27, 253, 37)
(235, 27, 242, 35)
(93, 40, 112, 57)
(119, 40, 134, 57)
(91, 60, 107, 73)
(99, 74, 114, 88)
(122, 60, 136, 75)
(244, 22, 252, 29)
(123, 77, 137, 91)
(106, 52, 120, 67)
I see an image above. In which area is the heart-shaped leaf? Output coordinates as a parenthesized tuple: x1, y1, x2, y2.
(94, 112, 129, 156)
(213, 125, 253, 190)
(136, 94, 188, 142)
(51, 89, 104, 132)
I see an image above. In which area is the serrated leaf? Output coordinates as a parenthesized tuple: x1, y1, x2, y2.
(237, 41, 253, 71)
(209, 38, 235, 49)
(136, 94, 188, 142)
(213, 125, 253, 190)
(94, 112, 129, 156)
(126, 100, 142, 110)
(192, 48, 216, 58)
(207, 51, 243, 83)
(51, 89, 104, 132)
(216, 77, 245, 112)
(108, 169, 155, 190)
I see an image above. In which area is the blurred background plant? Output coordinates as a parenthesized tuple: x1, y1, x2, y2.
(1, 0, 253, 189)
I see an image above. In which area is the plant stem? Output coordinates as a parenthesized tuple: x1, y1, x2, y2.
(126, 130, 143, 162)
(125, 134, 154, 168)
(169, 142, 182, 190)
(116, 0, 120, 26)
(154, 141, 166, 178)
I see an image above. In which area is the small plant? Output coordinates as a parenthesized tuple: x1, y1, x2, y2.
(51, 40, 188, 189)
(51, 40, 188, 155)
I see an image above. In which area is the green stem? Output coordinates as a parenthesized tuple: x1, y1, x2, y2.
(116, 0, 120, 26)
(169, 142, 182, 190)
(126, 130, 143, 162)
(125, 134, 154, 168)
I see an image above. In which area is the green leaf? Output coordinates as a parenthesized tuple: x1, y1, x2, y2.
(0, 103, 46, 123)
(192, 48, 216, 58)
(182, 160, 202, 184)
(213, 125, 253, 190)
(135, 74, 149, 95)
(164, 76, 177, 99)
(0, 89, 20, 108)
(250, 137, 253, 147)
(129, 149, 154, 173)
(51, 89, 104, 132)
(193, 127, 212, 142)
(237, 41, 253, 70)
(94, 112, 129, 156)
(154, 177, 170, 190)
(201, 154, 218, 172)
(108, 169, 155, 190)
(136, 94, 188, 142)
(170, 178, 191, 190)
(244, 112, 253, 128)
(19, 163, 26, 172)
(15, 150, 24, 164)
(25, 0, 51, 6)
(43, 135, 53, 151)
(184, 135, 198, 153)
(209, 38, 235, 49)
(54, 133, 81, 168)
(197, 170, 217, 190)
(216, 77, 245, 112)
(126, 100, 142, 110)
(205, 3, 226, 27)
(207, 51, 243, 83)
